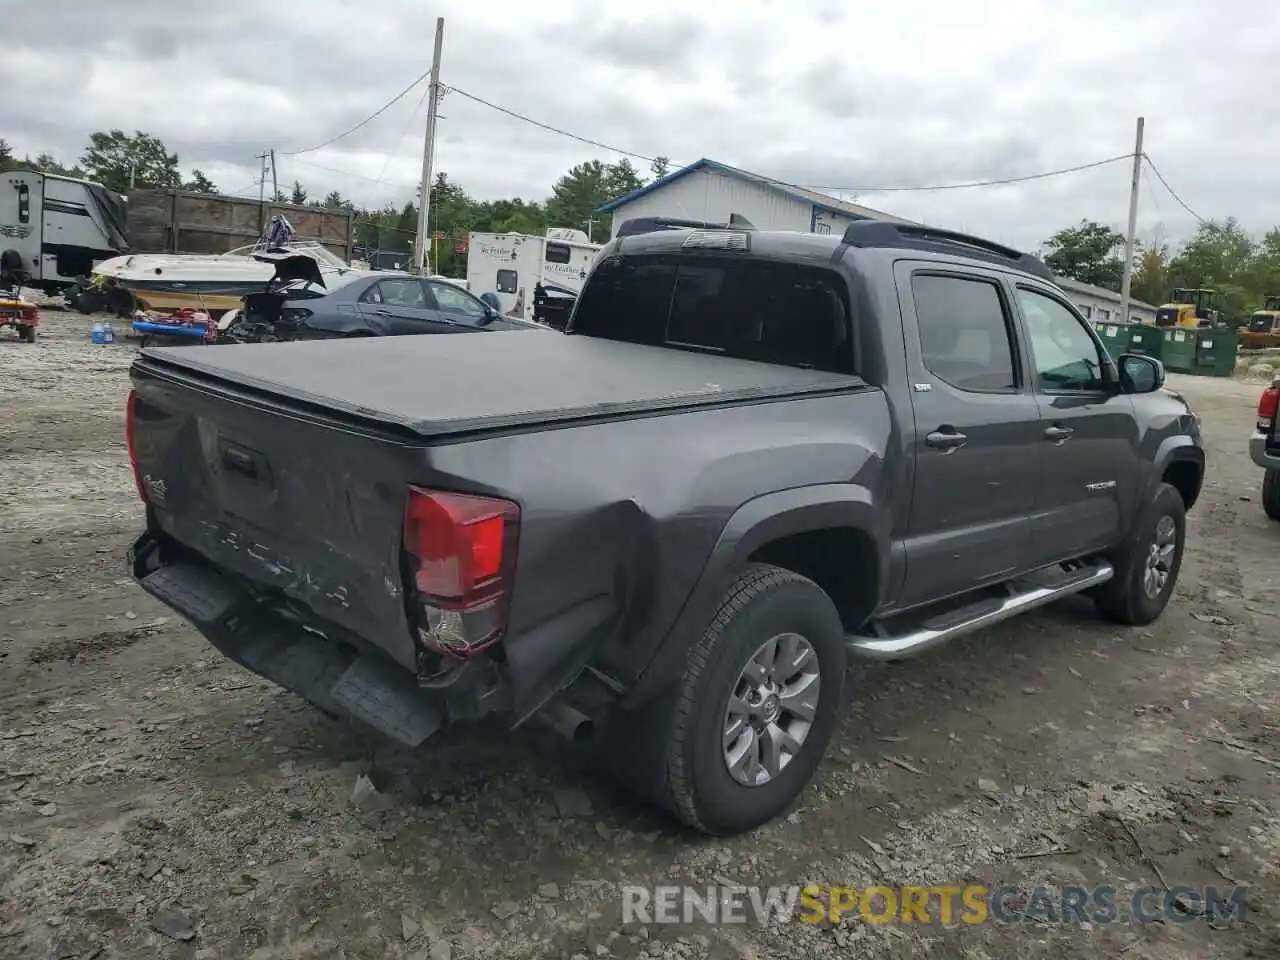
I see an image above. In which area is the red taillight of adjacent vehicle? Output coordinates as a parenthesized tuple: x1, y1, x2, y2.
(1259, 381, 1279, 433)
(126, 389, 148, 504)
(403, 486, 519, 659)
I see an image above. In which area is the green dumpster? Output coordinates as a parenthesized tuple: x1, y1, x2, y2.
(1126, 325, 1165, 361)
(1092, 320, 1131, 360)
(1191, 328, 1240, 377)
(1160, 327, 1197, 372)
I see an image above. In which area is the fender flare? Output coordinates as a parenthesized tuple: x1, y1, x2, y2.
(1152, 436, 1205, 506)
(618, 483, 887, 708)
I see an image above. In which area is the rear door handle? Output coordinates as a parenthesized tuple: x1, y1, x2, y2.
(1044, 425, 1074, 443)
(373, 308, 392, 317)
(926, 429, 968, 452)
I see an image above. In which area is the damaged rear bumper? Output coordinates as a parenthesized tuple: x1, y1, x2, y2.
(129, 531, 450, 748)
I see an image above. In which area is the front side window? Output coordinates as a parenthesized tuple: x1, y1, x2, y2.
(545, 243, 571, 264)
(911, 274, 1017, 392)
(17, 184, 30, 224)
(1017, 287, 1105, 392)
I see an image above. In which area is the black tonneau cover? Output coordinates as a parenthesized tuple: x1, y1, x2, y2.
(137, 332, 865, 440)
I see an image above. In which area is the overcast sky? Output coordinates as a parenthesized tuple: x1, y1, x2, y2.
(4, 0, 1276, 252)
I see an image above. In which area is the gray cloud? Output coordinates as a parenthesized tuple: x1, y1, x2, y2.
(2, 0, 1277, 253)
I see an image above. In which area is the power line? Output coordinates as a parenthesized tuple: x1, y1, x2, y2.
(1141, 154, 1206, 224)
(447, 83, 1134, 195)
(805, 154, 1132, 193)
(445, 85, 660, 165)
(366, 82, 434, 204)
(279, 68, 431, 156)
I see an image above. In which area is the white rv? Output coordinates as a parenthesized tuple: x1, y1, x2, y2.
(465, 227, 601, 321)
(1, 170, 127, 294)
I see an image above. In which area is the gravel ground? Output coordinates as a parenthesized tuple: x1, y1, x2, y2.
(1, 311, 1278, 960)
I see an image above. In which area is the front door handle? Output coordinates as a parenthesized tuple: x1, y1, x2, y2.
(926, 429, 968, 452)
(1044, 425, 1074, 443)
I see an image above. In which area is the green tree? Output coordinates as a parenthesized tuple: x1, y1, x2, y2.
(1168, 218, 1256, 323)
(546, 159, 645, 239)
(289, 180, 308, 204)
(182, 169, 219, 194)
(321, 190, 353, 211)
(81, 130, 181, 193)
(1130, 241, 1171, 307)
(650, 156, 671, 180)
(0, 139, 13, 172)
(27, 153, 87, 178)
(1042, 220, 1125, 289)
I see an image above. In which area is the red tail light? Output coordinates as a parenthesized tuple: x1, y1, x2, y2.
(403, 487, 519, 658)
(125, 389, 149, 504)
(1259, 382, 1279, 433)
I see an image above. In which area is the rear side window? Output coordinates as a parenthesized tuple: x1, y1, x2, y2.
(496, 269, 518, 294)
(912, 274, 1017, 391)
(545, 243, 571, 264)
(571, 254, 854, 374)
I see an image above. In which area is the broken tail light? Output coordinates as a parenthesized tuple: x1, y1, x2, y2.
(403, 486, 519, 659)
(1259, 381, 1279, 433)
(126, 389, 148, 504)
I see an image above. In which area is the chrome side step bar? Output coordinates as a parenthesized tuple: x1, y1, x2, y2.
(845, 561, 1114, 661)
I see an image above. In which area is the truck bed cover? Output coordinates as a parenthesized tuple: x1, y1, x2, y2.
(138, 332, 865, 440)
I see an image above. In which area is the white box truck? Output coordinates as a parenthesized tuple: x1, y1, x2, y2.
(465, 227, 600, 321)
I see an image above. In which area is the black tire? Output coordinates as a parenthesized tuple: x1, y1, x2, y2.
(1093, 482, 1186, 626)
(616, 563, 847, 836)
(17, 324, 35, 343)
(1263, 469, 1280, 522)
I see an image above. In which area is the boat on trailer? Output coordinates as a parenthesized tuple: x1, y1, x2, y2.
(86, 216, 366, 316)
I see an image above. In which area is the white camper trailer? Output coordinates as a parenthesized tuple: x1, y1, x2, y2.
(1, 170, 127, 294)
(465, 227, 600, 321)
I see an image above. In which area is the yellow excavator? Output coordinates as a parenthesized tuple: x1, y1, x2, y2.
(1154, 288, 1219, 328)
(1242, 295, 1280, 349)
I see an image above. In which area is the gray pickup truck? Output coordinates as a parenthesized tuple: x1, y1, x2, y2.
(127, 218, 1205, 836)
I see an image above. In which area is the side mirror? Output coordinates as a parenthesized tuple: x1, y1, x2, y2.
(1117, 353, 1165, 394)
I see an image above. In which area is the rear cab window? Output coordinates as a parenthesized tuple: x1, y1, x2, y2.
(911, 273, 1019, 392)
(570, 254, 855, 375)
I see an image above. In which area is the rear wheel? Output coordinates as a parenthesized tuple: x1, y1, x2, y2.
(614, 563, 847, 835)
(1094, 482, 1186, 625)
(1263, 469, 1280, 522)
(17, 323, 35, 343)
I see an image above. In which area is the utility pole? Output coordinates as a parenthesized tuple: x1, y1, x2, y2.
(256, 151, 271, 203)
(1119, 116, 1144, 325)
(128, 161, 135, 190)
(270, 148, 278, 203)
(412, 17, 445, 275)
(582, 216, 598, 242)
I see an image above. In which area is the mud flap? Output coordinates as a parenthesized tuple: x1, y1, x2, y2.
(136, 556, 441, 749)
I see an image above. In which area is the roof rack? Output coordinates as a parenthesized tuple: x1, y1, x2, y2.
(840, 221, 1054, 282)
(615, 213, 756, 238)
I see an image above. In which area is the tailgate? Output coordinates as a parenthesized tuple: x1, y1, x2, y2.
(130, 359, 417, 666)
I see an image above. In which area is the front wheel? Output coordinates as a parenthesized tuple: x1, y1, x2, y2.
(650, 563, 847, 835)
(1263, 469, 1280, 522)
(17, 323, 35, 343)
(1094, 482, 1186, 625)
